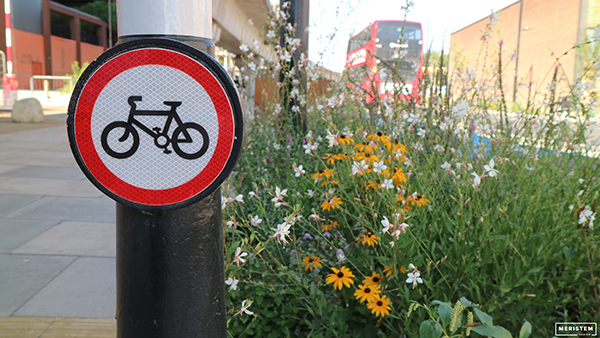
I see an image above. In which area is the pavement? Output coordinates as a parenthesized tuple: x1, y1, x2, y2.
(0, 109, 116, 337)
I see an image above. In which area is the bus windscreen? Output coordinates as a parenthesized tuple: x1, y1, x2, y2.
(375, 21, 422, 82)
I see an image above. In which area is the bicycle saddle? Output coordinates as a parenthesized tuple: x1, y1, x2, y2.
(163, 101, 182, 108)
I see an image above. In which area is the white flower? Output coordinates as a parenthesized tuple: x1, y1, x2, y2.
(234, 299, 254, 316)
(406, 271, 423, 288)
(250, 215, 262, 226)
(381, 179, 394, 190)
(294, 165, 305, 177)
(234, 194, 244, 202)
(452, 101, 469, 117)
(441, 162, 451, 170)
(398, 223, 410, 232)
(352, 160, 369, 176)
(239, 43, 249, 52)
(248, 191, 258, 198)
(307, 189, 315, 197)
(373, 160, 388, 173)
(303, 142, 317, 154)
(234, 247, 248, 266)
(381, 216, 392, 234)
(326, 130, 339, 147)
(471, 172, 481, 187)
(483, 158, 499, 177)
(266, 30, 276, 38)
(271, 219, 293, 245)
(434, 144, 445, 152)
(225, 277, 239, 291)
(417, 128, 426, 138)
(248, 18, 254, 25)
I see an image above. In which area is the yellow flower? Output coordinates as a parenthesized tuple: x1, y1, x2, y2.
(301, 256, 323, 271)
(321, 196, 343, 211)
(354, 142, 377, 154)
(325, 153, 337, 165)
(408, 193, 430, 208)
(367, 294, 392, 317)
(365, 181, 379, 190)
(392, 168, 407, 185)
(354, 283, 381, 303)
(363, 272, 384, 286)
(338, 134, 354, 145)
(358, 232, 378, 246)
(367, 131, 389, 144)
(312, 170, 325, 182)
(321, 220, 339, 231)
(326, 266, 355, 290)
(383, 266, 393, 278)
(334, 153, 347, 161)
(399, 266, 407, 274)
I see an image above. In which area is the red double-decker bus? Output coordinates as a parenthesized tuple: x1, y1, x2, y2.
(345, 20, 423, 102)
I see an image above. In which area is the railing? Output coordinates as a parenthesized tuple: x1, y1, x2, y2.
(29, 75, 73, 96)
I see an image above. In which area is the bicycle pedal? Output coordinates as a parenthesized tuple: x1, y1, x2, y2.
(153, 127, 162, 133)
(163, 149, 172, 154)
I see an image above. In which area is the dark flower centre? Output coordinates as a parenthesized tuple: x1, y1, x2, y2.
(337, 272, 344, 278)
(340, 134, 346, 139)
(377, 301, 383, 306)
(309, 258, 314, 263)
(415, 195, 422, 200)
(319, 170, 324, 174)
(373, 277, 380, 283)
(365, 288, 371, 293)
(377, 131, 383, 136)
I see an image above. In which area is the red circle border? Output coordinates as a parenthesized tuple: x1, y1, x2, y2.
(74, 48, 234, 206)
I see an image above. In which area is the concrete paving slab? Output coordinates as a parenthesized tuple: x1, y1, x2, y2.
(0, 219, 58, 253)
(4, 196, 115, 223)
(1, 165, 85, 181)
(13, 257, 116, 318)
(13, 222, 115, 257)
(0, 194, 41, 217)
(0, 254, 75, 316)
(0, 177, 103, 198)
(0, 150, 76, 167)
(0, 164, 23, 174)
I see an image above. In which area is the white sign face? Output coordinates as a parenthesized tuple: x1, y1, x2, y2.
(68, 39, 243, 211)
(91, 65, 218, 190)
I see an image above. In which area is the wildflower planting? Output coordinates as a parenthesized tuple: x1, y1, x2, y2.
(223, 4, 600, 337)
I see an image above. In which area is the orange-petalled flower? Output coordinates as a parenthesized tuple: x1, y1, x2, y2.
(354, 282, 381, 303)
(321, 196, 343, 211)
(326, 266, 355, 290)
(363, 272, 384, 286)
(354, 142, 377, 154)
(383, 266, 393, 278)
(392, 167, 407, 185)
(367, 131, 389, 144)
(325, 153, 337, 165)
(338, 134, 354, 145)
(367, 294, 392, 317)
(365, 181, 379, 190)
(321, 220, 339, 231)
(357, 232, 378, 246)
(301, 256, 323, 271)
(407, 193, 430, 208)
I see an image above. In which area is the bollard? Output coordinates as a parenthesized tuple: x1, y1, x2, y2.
(67, 1, 243, 337)
(43, 80, 49, 99)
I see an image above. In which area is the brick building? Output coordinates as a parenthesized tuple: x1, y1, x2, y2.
(449, 0, 599, 107)
(1, 0, 107, 89)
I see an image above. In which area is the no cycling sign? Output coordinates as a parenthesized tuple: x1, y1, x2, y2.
(67, 38, 243, 211)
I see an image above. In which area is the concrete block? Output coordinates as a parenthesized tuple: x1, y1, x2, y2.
(11, 98, 44, 123)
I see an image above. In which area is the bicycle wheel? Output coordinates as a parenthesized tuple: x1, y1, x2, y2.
(101, 121, 140, 159)
(172, 122, 209, 160)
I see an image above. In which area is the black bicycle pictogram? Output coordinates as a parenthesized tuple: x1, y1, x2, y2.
(101, 96, 209, 160)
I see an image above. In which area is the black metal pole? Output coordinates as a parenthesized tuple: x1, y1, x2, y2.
(116, 188, 225, 337)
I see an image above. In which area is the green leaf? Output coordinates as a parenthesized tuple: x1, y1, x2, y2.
(473, 308, 493, 325)
(364, 324, 378, 338)
(471, 322, 513, 338)
(437, 303, 453, 328)
(519, 321, 532, 338)
(459, 297, 473, 307)
(419, 319, 443, 338)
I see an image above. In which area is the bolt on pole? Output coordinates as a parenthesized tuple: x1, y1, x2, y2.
(115, 1, 225, 337)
